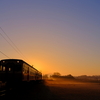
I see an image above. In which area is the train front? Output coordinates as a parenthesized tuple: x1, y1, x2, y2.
(0, 59, 23, 84)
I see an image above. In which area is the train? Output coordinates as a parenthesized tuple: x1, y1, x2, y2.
(0, 59, 42, 85)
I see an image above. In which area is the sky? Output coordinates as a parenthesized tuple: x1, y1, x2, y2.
(0, 0, 100, 76)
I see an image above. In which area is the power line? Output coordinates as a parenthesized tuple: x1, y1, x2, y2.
(0, 27, 24, 56)
(0, 27, 30, 63)
(0, 51, 10, 58)
(0, 32, 21, 56)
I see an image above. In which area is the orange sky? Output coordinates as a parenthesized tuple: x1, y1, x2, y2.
(0, 0, 100, 76)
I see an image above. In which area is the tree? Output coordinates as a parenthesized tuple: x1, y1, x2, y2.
(51, 72, 61, 77)
(42, 74, 49, 79)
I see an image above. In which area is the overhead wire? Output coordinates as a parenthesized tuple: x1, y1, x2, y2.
(0, 32, 21, 54)
(0, 27, 25, 57)
(0, 27, 30, 63)
(0, 51, 10, 58)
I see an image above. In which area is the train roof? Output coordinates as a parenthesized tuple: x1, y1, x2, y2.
(1, 59, 27, 65)
(0, 59, 41, 73)
(1, 59, 23, 61)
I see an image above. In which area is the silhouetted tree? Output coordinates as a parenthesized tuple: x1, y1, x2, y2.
(51, 72, 61, 77)
(63, 74, 75, 79)
(42, 74, 49, 79)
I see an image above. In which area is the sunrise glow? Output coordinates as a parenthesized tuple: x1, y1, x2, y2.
(0, 0, 100, 76)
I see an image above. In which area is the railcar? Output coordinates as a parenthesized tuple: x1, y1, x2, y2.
(0, 59, 42, 84)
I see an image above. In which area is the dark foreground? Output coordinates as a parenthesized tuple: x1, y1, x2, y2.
(1, 79, 100, 100)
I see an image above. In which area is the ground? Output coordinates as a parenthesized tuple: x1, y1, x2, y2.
(1, 79, 100, 100)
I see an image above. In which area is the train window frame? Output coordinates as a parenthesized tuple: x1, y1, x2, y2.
(14, 64, 22, 72)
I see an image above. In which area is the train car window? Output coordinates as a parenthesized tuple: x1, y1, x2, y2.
(0, 65, 2, 71)
(23, 68, 27, 74)
(26, 70, 27, 73)
(9, 68, 11, 71)
(3, 66, 5, 71)
(24, 69, 26, 74)
(22, 68, 24, 74)
(7, 63, 13, 71)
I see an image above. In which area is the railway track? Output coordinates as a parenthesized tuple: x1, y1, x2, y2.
(0, 89, 6, 96)
(0, 88, 13, 99)
(0, 81, 12, 97)
(0, 82, 6, 97)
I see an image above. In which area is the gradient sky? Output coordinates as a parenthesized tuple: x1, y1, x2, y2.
(0, 0, 100, 76)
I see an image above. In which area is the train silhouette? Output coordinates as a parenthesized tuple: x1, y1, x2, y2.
(0, 59, 42, 86)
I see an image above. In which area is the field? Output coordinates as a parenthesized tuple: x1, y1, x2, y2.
(45, 78, 100, 100)
(1, 79, 100, 100)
